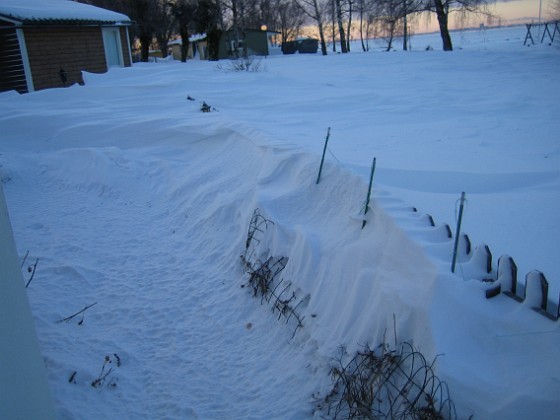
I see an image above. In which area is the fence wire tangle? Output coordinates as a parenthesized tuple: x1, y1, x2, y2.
(318, 342, 457, 420)
(241, 209, 306, 338)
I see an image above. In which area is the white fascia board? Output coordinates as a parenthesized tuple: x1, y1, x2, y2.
(0, 15, 22, 25)
(125, 27, 133, 65)
(15, 28, 34, 92)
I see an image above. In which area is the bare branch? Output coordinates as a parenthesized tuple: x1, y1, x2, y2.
(58, 302, 98, 324)
(25, 258, 39, 288)
(20, 250, 29, 268)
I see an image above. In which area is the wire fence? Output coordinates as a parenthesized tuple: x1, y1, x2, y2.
(316, 342, 456, 419)
(241, 209, 307, 338)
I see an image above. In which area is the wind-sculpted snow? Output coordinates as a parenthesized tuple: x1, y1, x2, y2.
(247, 153, 440, 356)
(1, 26, 559, 418)
(4, 130, 317, 418)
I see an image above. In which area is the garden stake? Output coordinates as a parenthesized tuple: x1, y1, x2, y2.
(451, 192, 466, 273)
(316, 127, 331, 184)
(362, 157, 376, 229)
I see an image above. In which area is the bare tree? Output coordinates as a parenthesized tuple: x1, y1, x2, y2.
(334, 0, 348, 52)
(357, 0, 372, 51)
(371, 0, 423, 51)
(401, 0, 423, 49)
(424, 0, 491, 51)
(133, 0, 162, 61)
(331, 0, 337, 52)
(296, 0, 329, 55)
(276, 0, 306, 45)
(345, 0, 355, 51)
(194, 0, 223, 60)
(169, 0, 197, 62)
(243, 0, 285, 29)
(379, 0, 399, 51)
(153, 1, 175, 58)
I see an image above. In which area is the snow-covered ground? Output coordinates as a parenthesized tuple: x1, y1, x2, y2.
(1, 25, 559, 418)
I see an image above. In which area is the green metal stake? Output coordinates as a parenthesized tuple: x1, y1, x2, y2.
(316, 127, 331, 184)
(362, 157, 377, 229)
(451, 191, 466, 273)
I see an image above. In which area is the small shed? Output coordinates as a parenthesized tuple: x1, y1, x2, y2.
(0, 0, 132, 94)
(218, 28, 281, 59)
(282, 38, 319, 54)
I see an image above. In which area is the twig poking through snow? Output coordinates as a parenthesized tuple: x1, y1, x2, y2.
(200, 101, 218, 112)
(20, 250, 29, 268)
(91, 354, 121, 388)
(58, 302, 98, 324)
(68, 371, 77, 384)
(25, 258, 39, 288)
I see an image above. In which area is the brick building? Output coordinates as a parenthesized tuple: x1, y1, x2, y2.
(0, 0, 132, 94)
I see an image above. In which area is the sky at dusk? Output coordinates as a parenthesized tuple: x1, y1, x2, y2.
(413, 0, 554, 33)
(491, 0, 553, 24)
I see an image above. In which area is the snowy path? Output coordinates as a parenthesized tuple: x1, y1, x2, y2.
(5, 131, 319, 419)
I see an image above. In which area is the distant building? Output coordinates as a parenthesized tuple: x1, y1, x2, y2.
(169, 34, 209, 61)
(0, 0, 132, 94)
(218, 28, 281, 59)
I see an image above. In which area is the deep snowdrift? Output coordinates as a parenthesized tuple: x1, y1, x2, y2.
(1, 26, 559, 418)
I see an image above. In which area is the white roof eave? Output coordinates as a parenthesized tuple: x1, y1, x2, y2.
(0, 0, 131, 25)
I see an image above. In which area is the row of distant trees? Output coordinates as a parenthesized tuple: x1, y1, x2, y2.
(78, 0, 307, 61)
(299, 0, 493, 54)
(79, 0, 542, 60)
(79, 0, 221, 61)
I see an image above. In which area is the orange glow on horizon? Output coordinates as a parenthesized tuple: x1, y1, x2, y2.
(300, 0, 556, 41)
(415, 0, 555, 33)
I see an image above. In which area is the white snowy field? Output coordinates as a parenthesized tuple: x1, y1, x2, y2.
(1, 25, 559, 418)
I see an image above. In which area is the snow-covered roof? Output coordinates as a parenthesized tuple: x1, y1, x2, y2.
(0, 0, 131, 25)
(168, 33, 208, 46)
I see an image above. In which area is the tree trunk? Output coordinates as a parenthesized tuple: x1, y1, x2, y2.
(433, 0, 453, 51)
(180, 30, 190, 62)
(312, 0, 328, 55)
(365, 16, 371, 51)
(403, 11, 408, 50)
(359, 5, 366, 52)
(335, 0, 347, 53)
(159, 38, 169, 58)
(318, 20, 328, 55)
(332, 0, 337, 52)
(207, 29, 222, 60)
(140, 34, 151, 62)
(346, 0, 352, 52)
(385, 21, 395, 51)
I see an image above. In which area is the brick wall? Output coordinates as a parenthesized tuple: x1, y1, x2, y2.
(24, 27, 107, 91)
